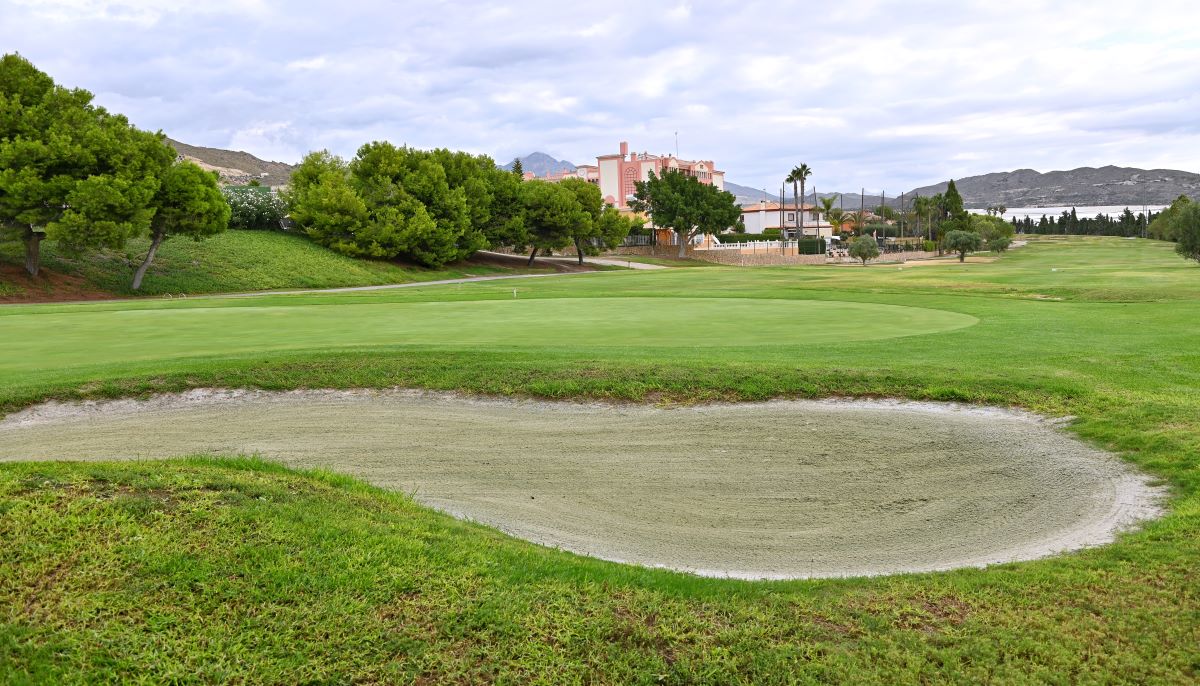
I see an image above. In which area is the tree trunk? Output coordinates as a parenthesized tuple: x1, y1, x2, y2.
(677, 232, 688, 259)
(527, 247, 538, 267)
(959, 252, 966, 263)
(799, 180, 806, 237)
(574, 237, 585, 265)
(132, 232, 165, 291)
(792, 181, 799, 231)
(23, 227, 42, 277)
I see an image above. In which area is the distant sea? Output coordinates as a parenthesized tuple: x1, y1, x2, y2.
(968, 205, 1168, 222)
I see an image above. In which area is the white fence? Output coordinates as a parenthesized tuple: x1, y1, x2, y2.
(703, 239, 801, 252)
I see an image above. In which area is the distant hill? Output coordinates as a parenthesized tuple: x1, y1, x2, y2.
(723, 181, 777, 204)
(904, 166, 1200, 207)
(501, 152, 576, 177)
(166, 138, 296, 187)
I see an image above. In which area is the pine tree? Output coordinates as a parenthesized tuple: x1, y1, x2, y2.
(943, 180, 967, 221)
(511, 158, 524, 178)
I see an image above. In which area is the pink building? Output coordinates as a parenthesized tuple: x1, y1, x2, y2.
(597, 141, 725, 209)
(522, 141, 725, 210)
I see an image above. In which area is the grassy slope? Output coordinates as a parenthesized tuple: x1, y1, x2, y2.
(0, 230, 546, 298)
(2, 236, 1199, 683)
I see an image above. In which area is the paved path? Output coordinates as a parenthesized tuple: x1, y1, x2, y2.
(216, 271, 580, 298)
(539, 256, 668, 270)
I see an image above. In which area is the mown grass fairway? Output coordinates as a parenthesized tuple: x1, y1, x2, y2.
(0, 298, 975, 377)
(2, 236, 1199, 684)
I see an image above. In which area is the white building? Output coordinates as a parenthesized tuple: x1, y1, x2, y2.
(740, 201, 833, 237)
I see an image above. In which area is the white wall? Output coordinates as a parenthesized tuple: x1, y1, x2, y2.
(598, 158, 620, 204)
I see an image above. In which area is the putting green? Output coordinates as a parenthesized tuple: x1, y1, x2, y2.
(0, 297, 976, 374)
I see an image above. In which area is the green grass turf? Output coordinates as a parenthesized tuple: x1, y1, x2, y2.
(2, 236, 1199, 683)
(0, 229, 547, 297)
(0, 298, 976, 376)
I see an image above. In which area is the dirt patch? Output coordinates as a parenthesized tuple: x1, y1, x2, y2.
(899, 256, 997, 267)
(0, 263, 113, 304)
(0, 390, 1164, 580)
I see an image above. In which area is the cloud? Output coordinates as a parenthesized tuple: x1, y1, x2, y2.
(2, 0, 1198, 191)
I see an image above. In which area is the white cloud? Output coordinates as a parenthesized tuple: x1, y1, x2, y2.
(1, 0, 1197, 191)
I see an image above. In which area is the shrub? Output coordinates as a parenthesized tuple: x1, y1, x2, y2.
(944, 230, 984, 262)
(224, 186, 287, 231)
(797, 238, 826, 255)
(987, 236, 1013, 253)
(848, 235, 879, 265)
(923, 240, 937, 252)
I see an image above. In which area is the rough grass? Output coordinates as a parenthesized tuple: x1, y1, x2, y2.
(1, 236, 1199, 683)
(0, 230, 547, 297)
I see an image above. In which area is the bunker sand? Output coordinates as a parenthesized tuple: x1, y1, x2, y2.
(0, 390, 1163, 579)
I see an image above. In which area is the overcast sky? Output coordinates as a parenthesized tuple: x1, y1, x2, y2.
(4, 0, 1198, 192)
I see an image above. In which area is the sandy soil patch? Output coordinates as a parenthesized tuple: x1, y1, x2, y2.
(900, 256, 997, 267)
(0, 390, 1163, 580)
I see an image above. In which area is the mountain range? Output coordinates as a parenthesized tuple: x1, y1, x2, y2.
(499, 152, 576, 177)
(903, 166, 1199, 207)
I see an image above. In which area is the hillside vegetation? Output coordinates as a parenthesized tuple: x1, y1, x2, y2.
(0, 230, 546, 300)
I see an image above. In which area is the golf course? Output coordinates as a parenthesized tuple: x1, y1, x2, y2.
(2, 236, 1199, 683)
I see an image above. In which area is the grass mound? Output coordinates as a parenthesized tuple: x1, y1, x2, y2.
(2, 458, 1195, 684)
(0, 230, 545, 299)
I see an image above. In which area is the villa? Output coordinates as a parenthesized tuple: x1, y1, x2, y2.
(524, 141, 726, 209)
(741, 201, 833, 237)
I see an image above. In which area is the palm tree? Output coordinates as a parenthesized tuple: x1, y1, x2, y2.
(912, 196, 930, 241)
(786, 163, 812, 237)
(820, 196, 840, 233)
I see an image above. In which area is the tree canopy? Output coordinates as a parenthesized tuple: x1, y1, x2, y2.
(518, 180, 586, 265)
(629, 170, 741, 258)
(1148, 195, 1191, 241)
(848, 235, 879, 265)
(132, 160, 230, 290)
(944, 229, 983, 262)
(559, 177, 637, 264)
(1173, 203, 1200, 265)
(0, 53, 176, 276)
(286, 143, 495, 267)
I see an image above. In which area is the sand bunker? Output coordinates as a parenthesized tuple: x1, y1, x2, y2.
(0, 390, 1163, 579)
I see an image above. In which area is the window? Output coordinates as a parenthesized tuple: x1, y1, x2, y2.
(787, 213, 795, 221)
(623, 168, 638, 200)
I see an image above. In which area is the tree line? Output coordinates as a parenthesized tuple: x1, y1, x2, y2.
(1013, 206, 1159, 237)
(286, 145, 641, 267)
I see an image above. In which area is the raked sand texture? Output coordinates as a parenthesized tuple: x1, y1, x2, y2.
(0, 390, 1163, 579)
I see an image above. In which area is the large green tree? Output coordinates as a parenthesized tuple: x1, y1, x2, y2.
(519, 180, 586, 265)
(131, 161, 230, 290)
(287, 143, 488, 267)
(0, 53, 173, 276)
(629, 170, 741, 258)
(1173, 203, 1200, 265)
(559, 177, 637, 264)
(942, 180, 967, 221)
(1148, 195, 1191, 241)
